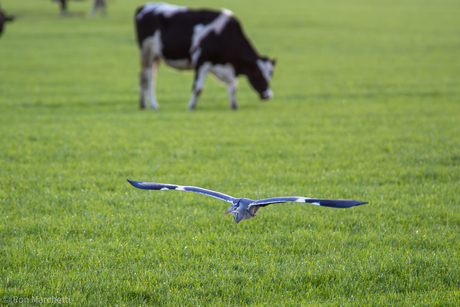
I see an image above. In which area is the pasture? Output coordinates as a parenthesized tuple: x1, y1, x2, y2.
(1, 0, 459, 305)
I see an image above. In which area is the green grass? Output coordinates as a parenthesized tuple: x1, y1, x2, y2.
(1, 0, 460, 305)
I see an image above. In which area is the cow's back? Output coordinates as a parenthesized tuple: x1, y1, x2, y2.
(196, 16, 258, 72)
(135, 5, 224, 60)
(160, 10, 222, 60)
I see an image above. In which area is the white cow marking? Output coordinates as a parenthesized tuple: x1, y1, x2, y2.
(261, 88, 274, 100)
(150, 30, 163, 57)
(191, 48, 202, 67)
(256, 59, 273, 82)
(312, 202, 321, 206)
(165, 59, 192, 70)
(190, 9, 233, 53)
(160, 187, 169, 190)
(153, 3, 187, 17)
(209, 63, 235, 84)
(140, 30, 163, 60)
(137, 3, 187, 19)
(175, 186, 186, 191)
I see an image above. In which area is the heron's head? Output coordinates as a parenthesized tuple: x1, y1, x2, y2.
(223, 204, 238, 216)
(224, 204, 245, 223)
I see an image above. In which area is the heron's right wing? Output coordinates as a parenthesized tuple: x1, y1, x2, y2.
(127, 180, 237, 204)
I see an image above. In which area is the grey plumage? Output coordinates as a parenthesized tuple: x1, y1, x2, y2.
(127, 180, 368, 223)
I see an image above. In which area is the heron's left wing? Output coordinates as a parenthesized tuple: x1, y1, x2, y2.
(127, 180, 237, 204)
(249, 197, 367, 209)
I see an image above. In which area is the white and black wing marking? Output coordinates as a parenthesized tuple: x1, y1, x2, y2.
(250, 197, 368, 208)
(127, 180, 237, 204)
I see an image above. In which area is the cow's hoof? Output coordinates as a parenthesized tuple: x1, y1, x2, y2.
(139, 100, 146, 109)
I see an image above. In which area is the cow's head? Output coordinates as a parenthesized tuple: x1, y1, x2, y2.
(247, 57, 276, 100)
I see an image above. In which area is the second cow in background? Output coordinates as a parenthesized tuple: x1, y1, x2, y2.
(0, 7, 15, 37)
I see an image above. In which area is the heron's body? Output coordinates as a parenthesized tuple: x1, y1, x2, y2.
(227, 198, 260, 223)
(127, 180, 368, 223)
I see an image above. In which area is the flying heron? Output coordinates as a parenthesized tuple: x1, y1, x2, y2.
(127, 180, 368, 223)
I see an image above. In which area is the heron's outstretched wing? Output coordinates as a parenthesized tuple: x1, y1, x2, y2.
(250, 197, 368, 208)
(127, 180, 237, 204)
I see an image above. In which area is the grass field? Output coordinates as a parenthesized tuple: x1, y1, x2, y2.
(1, 0, 460, 305)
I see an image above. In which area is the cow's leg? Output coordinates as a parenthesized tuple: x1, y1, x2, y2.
(101, 0, 107, 16)
(90, 0, 96, 16)
(209, 64, 238, 110)
(140, 61, 159, 109)
(59, 0, 67, 15)
(148, 60, 159, 109)
(227, 79, 238, 110)
(187, 62, 211, 110)
(139, 38, 160, 109)
(140, 65, 158, 109)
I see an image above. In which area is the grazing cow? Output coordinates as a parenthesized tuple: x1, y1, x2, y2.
(135, 3, 276, 110)
(0, 7, 14, 37)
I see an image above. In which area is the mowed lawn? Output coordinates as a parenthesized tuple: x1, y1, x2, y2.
(1, 0, 459, 305)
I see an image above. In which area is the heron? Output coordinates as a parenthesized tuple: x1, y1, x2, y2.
(127, 180, 368, 223)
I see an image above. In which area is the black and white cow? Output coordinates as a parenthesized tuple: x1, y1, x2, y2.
(135, 3, 276, 110)
(0, 7, 15, 37)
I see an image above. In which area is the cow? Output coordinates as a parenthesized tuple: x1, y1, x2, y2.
(135, 3, 276, 110)
(0, 7, 14, 37)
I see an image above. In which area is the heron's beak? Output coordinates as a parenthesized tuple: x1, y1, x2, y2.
(223, 209, 233, 215)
